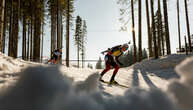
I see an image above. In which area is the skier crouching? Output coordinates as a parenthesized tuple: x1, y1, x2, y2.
(100, 43, 129, 84)
(48, 48, 62, 64)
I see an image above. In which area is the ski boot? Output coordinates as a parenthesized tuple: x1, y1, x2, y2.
(109, 80, 118, 85)
(99, 76, 105, 82)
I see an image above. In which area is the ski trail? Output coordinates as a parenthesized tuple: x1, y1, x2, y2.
(98, 65, 177, 96)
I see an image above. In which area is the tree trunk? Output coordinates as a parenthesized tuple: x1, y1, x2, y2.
(77, 43, 79, 68)
(27, 23, 30, 60)
(66, 0, 70, 67)
(150, 0, 158, 59)
(22, 15, 27, 60)
(161, 23, 165, 56)
(184, 0, 191, 52)
(8, 0, 13, 56)
(41, 23, 44, 63)
(61, 25, 63, 63)
(82, 50, 84, 68)
(185, 36, 188, 55)
(12, 0, 19, 58)
(51, 1, 57, 56)
(57, 1, 62, 63)
(9, 0, 19, 58)
(30, 17, 33, 61)
(2, 0, 7, 53)
(157, 0, 162, 56)
(0, 0, 5, 52)
(131, 0, 137, 63)
(33, 0, 41, 62)
(163, 0, 171, 55)
(159, 2, 164, 56)
(138, 0, 142, 62)
(177, 0, 181, 52)
(145, 0, 153, 58)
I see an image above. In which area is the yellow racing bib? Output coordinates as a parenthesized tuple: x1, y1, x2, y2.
(112, 50, 122, 57)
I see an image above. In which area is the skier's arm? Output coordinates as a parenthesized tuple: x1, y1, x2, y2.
(55, 51, 62, 56)
(115, 56, 123, 65)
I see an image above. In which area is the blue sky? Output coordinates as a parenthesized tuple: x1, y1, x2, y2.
(15, 0, 193, 66)
(72, 0, 131, 60)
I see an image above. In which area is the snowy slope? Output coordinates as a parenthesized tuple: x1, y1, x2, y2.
(0, 53, 40, 88)
(0, 52, 193, 110)
(97, 54, 192, 93)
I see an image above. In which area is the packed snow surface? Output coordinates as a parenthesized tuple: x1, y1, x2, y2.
(0, 52, 193, 110)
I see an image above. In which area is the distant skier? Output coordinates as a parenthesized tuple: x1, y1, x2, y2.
(100, 43, 129, 84)
(48, 48, 62, 64)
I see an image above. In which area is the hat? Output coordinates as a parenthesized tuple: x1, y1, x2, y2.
(121, 44, 129, 51)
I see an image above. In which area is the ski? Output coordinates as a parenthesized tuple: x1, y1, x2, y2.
(100, 80, 129, 88)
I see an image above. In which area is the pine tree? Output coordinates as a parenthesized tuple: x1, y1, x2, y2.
(142, 48, 148, 59)
(74, 15, 82, 68)
(151, 9, 165, 57)
(81, 20, 87, 68)
(87, 63, 93, 69)
(96, 57, 102, 69)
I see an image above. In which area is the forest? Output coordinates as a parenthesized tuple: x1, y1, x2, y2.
(0, 0, 192, 68)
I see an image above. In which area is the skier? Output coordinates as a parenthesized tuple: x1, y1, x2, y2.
(48, 48, 62, 64)
(100, 43, 129, 84)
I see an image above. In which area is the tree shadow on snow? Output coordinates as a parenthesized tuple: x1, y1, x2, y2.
(132, 65, 157, 89)
(132, 68, 139, 87)
(147, 68, 179, 80)
(132, 61, 181, 89)
(139, 69, 157, 88)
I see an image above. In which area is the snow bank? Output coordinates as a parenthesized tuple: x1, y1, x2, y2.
(0, 65, 178, 110)
(1, 53, 193, 110)
(134, 54, 191, 71)
(0, 53, 23, 73)
(168, 56, 193, 110)
(0, 52, 38, 73)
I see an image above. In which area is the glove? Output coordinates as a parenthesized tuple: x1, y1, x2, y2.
(119, 63, 123, 66)
(118, 61, 123, 66)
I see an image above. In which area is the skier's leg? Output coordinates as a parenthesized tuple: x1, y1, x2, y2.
(100, 63, 111, 81)
(110, 65, 119, 83)
(54, 60, 57, 64)
(53, 55, 58, 64)
(48, 58, 51, 62)
(48, 55, 55, 63)
(48, 57, 53, 62)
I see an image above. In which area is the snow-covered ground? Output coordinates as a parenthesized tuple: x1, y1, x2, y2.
(0, 52, 193, 110)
